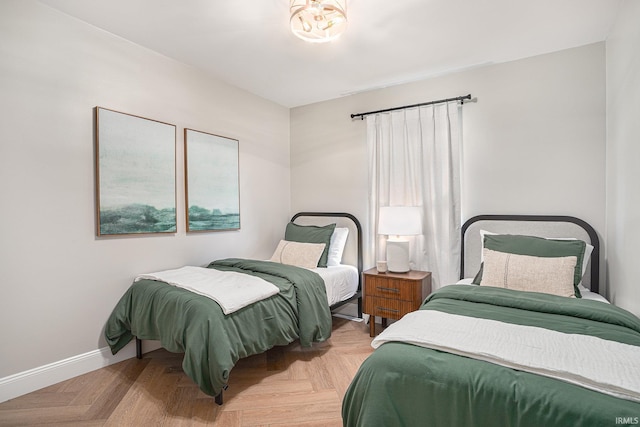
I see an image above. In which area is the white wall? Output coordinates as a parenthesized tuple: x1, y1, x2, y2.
(606, 0, 640, 316)
(0, 0, 290, 383)
(291, 43, 606, 284)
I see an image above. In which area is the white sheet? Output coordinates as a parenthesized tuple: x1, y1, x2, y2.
(372, 310, 640, 403)
(313, 265, 359, 306)
(135, 266, 279, 315)
(578, 285, 610, 303)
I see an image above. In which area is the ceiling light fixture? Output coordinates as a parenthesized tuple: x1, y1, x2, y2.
(290, 0, 347, 43)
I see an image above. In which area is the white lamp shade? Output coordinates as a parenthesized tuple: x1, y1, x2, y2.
(378, 206, 423, 236)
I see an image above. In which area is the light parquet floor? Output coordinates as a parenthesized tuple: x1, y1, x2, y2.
(0, 317, 375, 427)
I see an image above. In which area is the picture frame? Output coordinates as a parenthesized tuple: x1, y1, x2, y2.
(184, 128, 240, 232)
(95, 107, 177, 236)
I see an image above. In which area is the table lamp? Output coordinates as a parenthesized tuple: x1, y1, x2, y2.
(378, 206, 423, 273)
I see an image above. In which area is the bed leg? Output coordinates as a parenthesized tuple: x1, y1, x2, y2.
(215, 385, 228, 405)
(135, 337, 142, 359)
(357, 296, 363, 318)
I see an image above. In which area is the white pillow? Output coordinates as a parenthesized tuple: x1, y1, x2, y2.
(481, 248, 577, 298)
(479, 230, 594, 285)
(327, 227, 349, 266)
(270, 240, 326, 269)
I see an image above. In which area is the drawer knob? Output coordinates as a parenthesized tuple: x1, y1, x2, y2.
(376, 286, 399, 293)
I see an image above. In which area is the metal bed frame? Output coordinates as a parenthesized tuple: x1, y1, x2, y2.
(460, 214, 600, 294)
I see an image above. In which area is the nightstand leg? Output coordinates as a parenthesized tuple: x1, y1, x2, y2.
(369, 315, 376, 337)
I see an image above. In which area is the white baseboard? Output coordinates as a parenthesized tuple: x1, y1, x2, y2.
(0, 340, 160, 403)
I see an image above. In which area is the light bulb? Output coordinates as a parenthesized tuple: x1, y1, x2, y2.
(298, 15, 312, 32)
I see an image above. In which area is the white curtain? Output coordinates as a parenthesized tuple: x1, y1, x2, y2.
(367, 102, 462, 289)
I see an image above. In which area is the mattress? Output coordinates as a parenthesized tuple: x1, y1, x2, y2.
(314, 264, 359, 306)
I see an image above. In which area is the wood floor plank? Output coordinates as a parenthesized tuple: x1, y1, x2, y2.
(284, 354, 310, 381)
(303, 352, 335, 392)
(269, 419, 342, 427)
(68, 367, 118, 406)
(0, 404, 91, 426)
(225, 379, 314, 399)
(188, 397, 219, 425)
(0, 391, 77, 410)
(318, 350, 354, 399)
(0, 317, 374, 426)
(210, 409, 242, 427)
(239, 398, 342, 426)
(82, 358, 150, 422)
(221, 389, 338, 411)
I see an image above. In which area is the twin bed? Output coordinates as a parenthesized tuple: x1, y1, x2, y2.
(105, 212, 640, 424)
(105, 212, 362, 405)
(342, 215, 640, 426)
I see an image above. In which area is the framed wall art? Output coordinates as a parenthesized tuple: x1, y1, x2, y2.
(184, 128, 240, 232)
(95, 107, 177, 236)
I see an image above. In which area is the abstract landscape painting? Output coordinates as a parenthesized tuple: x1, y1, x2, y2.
(96, 107, 176, 236)
(185, 129, 240, 232)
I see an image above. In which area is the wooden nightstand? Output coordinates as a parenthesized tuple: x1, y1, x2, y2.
(363, 268, 432, 337)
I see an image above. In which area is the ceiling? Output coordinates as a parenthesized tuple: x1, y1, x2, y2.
(39, 0, 621, 108)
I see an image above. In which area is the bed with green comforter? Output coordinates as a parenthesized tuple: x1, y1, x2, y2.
(342, 285, 640, 427)
(105, 258, 332, 398)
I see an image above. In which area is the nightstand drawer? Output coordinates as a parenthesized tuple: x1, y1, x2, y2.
(365, 296, 416, 320)
(365, 276, 419, 301)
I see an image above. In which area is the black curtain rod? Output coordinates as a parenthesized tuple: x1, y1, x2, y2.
(350, 94, 472, 120)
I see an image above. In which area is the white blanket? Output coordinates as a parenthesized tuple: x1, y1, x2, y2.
(372, 310, 640, 403)
(135, 266, 279, 315)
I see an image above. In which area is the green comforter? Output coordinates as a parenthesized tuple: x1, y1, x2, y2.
(105, 259, 332, 397)
(343, 285, 640, 427)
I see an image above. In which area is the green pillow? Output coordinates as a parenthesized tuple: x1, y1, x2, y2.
(284, 222, 336, 268)
(475, 234, 586, 297)
(471, 264, 483, 285)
